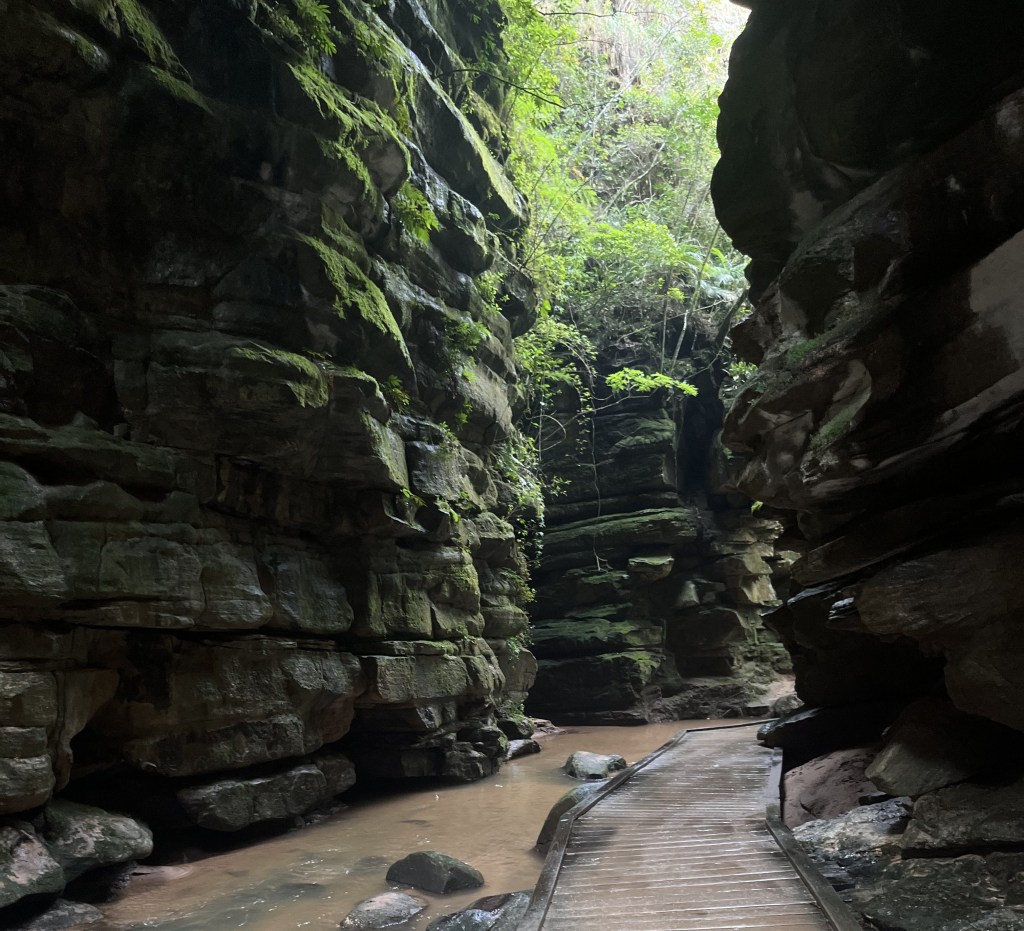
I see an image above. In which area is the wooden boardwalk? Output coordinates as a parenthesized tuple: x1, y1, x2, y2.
(521, 724, 859, 931)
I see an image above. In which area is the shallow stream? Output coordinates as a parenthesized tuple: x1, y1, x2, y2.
(96, 722, 719, 930)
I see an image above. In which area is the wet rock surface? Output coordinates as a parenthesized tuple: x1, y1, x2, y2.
(39, 801, 152, 883)
(385, 851, 484, 895)
(0, 0, 536, 911)
(341, 891, 428, 929)
(902, 778, 1024, 854)
(793, 798, 911, 886)
(0, 824, 65, 907)
(852, 855, 1024, 931)
(0, 800, 151, 913)
(175, 752, 356, 832)
(425, 891, 531, 931)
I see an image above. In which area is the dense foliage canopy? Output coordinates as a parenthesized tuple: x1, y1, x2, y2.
(489, 0, 750, 452)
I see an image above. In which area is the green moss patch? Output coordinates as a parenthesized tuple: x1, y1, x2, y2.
(810, 408, 856, 453)
(227, 343, 329, 409)
(144, 65, 213, 113)
(296, 214, 411, 369)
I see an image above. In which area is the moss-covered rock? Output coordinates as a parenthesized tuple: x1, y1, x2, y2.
(0, 1, 536, 895)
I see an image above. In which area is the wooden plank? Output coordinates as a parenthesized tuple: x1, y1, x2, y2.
(520, 723, 858, 931)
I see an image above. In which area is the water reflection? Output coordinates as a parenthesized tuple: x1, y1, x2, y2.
(98, 722, 716, 930)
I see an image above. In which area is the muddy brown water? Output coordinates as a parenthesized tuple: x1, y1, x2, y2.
(96, 722, 735, 930)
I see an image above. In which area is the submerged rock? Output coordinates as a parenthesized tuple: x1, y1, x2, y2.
(385, 851, 484, 894)
(505, 739, 541, 761)
(176, 753, 356, 831)
(341, 891, 428, 929)
(425, 891, 531, 931)
(563, 751, 626, 780)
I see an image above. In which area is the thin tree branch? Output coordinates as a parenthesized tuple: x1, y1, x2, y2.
(433, 68, 564, 108)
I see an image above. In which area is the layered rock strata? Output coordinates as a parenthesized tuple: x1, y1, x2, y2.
(0, 0, 536, 910)
(526, 379, 790, 724)
(714, 1, 1024, 925)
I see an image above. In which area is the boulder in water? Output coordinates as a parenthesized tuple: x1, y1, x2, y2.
(505, 739, 540, 761)
(425, 891, 531, 931)
(563, 751, 626, 780)
(341, 891, 428, 929)
(496, 716, 534, 740)
(385, 851, 484, 894)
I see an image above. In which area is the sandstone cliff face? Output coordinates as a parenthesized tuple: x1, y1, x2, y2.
(714, 0, 1024, 923)
(0, 0, 536, 887)
(525, 368, 790, 724)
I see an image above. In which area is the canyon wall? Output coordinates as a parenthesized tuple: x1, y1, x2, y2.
(714, 1, 1024, 925)
(0, 0, 538, 910)
(526, 366, 791, 724)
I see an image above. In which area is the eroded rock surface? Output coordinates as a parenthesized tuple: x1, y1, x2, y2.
(715, 1, 1024, 925)
(782, 746, 878, 829)
(527, 384, 790, 724)
(852, 855, 1024, 931)
(718, 1, 1024, 732)
(0, 0, 536, 913)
